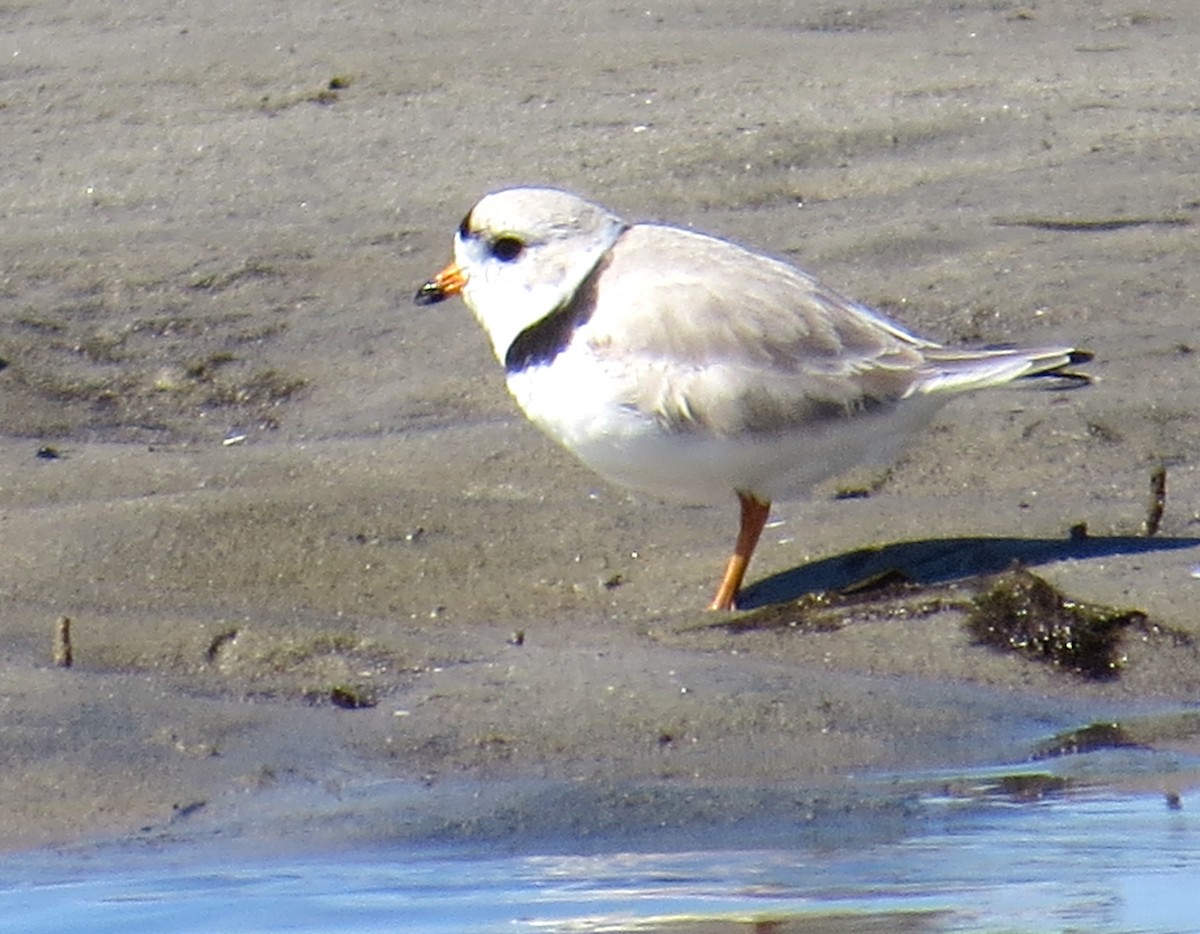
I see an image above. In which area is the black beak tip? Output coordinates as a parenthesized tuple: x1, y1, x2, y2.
(413, 281, 446, 306)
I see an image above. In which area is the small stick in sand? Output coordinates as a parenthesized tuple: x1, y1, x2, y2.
(53, 615, 73, 668)
(1143, 463, 1167, 537)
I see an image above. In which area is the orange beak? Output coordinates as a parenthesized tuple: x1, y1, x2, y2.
(414, 262, 467, 306)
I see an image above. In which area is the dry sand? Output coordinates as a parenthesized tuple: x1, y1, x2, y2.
(2, 0, 1199, 853)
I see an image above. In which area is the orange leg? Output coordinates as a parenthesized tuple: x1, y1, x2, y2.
(708, 493, 772, 611)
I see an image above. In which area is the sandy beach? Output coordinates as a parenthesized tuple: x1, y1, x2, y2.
(2, 0, 1199, 852)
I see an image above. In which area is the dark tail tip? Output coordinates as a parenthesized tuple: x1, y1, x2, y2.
(1033, 348, 1093, 387)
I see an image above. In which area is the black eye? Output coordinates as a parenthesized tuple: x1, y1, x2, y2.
(490, 236, 524, 262)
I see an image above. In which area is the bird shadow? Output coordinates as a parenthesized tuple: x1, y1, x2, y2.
(737, 533, 1200, 610)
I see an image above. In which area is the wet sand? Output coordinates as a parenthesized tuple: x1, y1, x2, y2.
(2, 0, 1200, 851)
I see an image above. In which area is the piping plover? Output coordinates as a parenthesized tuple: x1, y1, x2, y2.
(415, 187, 1089, 610)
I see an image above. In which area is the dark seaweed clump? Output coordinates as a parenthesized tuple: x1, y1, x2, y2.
(1030, 721, 1143, 760)
(966, 568, 1146, 680)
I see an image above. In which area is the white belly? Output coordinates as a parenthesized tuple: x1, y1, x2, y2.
(505, 347, 948, 505)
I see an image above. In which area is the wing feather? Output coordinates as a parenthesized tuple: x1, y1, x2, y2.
(580, 224, 932, 435)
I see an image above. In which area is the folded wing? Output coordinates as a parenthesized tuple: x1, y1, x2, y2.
(582, 224, 1086, 437)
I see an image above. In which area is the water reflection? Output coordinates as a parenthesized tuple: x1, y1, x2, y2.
(0, 788, 1194, 933)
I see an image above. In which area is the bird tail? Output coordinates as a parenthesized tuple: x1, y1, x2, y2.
(913, 347, 1092, 395)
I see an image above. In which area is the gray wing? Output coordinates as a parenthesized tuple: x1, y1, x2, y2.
(580, 224, 936, 436)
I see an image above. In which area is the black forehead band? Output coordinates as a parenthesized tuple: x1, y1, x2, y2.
(457, 211, 473, 239)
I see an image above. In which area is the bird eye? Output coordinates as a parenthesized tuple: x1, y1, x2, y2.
(490, 236, 524, 262)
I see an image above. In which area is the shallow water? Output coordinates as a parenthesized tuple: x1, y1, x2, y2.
(2, 785, 1195, 934)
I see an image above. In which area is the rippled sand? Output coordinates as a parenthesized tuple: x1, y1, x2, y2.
(2, 0, 1199, 850)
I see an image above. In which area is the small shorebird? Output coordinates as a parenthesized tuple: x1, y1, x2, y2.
(416, 187, 1089, 610)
